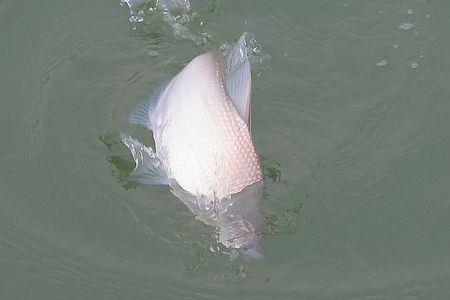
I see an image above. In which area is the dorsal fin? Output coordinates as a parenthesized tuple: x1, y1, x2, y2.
(224, 35, 252, 127)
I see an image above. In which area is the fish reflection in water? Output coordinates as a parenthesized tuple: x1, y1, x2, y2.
(122, 32, 266, 260)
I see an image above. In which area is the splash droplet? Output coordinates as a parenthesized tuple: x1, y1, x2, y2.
(136, 10, 145, 22)
(376, 60, 388, 68)
(120, 0, 131, 8)
(407, 9, 414, 15)
(410, 62, 419, 70)
(398, 22, 414, 31)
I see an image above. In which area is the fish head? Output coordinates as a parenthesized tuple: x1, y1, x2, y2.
(216, 181, 266, 260)
(222, 219, 265, 261)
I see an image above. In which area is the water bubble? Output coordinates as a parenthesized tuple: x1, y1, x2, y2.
(426, 14, 430, 19)
(376, 60, 388, 68)
(407, 9, 414, 15)
(120, 0, 131, 8)
(136, 10, 145, 22)
(419, 54, 424, 59)
(398, 22, 414, 31)
(393, 44, 399, 49)
(410, 62, 419, 70)
(252, 46, 261, 55)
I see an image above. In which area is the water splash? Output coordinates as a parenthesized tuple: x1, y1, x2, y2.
(120, 0, 150, 30)
(410, 62, 419, 71)
(376, 59, 388, 68)
(156, 0, 191, 11)
(120, 0, 147, 9)
(161, 8, 210, 45)
(398, 22, 414, 31)
(219, 32, 270, 67)
(120, 0, 190, 11)
(119, 0, 209, 45)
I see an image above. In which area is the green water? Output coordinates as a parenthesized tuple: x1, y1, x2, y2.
(1, 0, 450, 299)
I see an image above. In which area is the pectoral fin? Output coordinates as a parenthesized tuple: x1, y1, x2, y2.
(121, 134, 168, 185)
(128, 81, 170, 130)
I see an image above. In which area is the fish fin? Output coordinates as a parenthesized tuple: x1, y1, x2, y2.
(128, 100, 154, 129)
(225, 34, 252, 126)
(128, 81, 170, 130)
(121, 134, 169, 185)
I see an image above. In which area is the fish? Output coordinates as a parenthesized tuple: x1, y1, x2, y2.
(122, 32, 265, 260)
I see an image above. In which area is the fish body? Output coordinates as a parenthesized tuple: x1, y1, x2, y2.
(150, 52, 263, 201)
(123, 33, 265, 259)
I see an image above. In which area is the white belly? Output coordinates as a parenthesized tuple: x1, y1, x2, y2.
(153, 53, 263, 199)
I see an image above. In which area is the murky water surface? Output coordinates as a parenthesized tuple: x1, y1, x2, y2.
(1, 0, 450, 299)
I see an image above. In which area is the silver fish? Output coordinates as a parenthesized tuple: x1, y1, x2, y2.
(123, 33, 265, 260)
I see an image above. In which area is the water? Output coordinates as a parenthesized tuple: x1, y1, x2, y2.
(1, 0, 450, 299)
